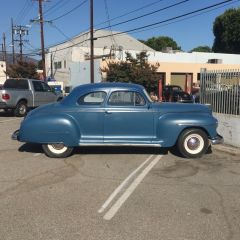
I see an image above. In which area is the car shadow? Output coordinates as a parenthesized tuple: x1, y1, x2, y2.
(18, 143, 172, 156)
(0, 110, 14, 117)
(19, 143, 44, 154)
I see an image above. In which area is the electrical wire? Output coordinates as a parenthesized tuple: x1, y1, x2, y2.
(97, 0, 191, 31)
(49, 0, 88, 22)
(21, 0, 238, 56)
(129, 0, 239, 36)
(96, 0, 237, 39)
(103, 0, 116, 47)
(46, 0, 237, 53)
(94, 0, 166, 29)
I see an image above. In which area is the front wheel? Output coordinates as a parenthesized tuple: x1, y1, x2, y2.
(177, 129, 209, 158)
(42, 144, 73, 158)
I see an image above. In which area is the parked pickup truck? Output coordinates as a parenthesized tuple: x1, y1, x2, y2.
(0, 78, 63, 117)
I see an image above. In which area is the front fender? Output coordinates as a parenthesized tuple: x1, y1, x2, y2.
(19, 113, 80, 146)
(157, 112, 218, 147)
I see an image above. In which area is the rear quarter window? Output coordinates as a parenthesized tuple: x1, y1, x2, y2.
(77, 91, 106, 105)
(3, 79, 29, 90)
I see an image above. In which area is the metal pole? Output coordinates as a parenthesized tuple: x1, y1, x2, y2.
(39, 0, 46, 80)
(11, 18, 15, 64)
(3, 33, 7, 63)
(50, 53, 53, 78)
(90, 0, 94, 83)
(19, 28, 23, 61)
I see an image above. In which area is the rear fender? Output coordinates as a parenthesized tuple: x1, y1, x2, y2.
(19, 113, 80, 146)
(157, 112, 218, 147)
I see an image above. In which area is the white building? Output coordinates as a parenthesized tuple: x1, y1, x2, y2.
(45, 30, 153, 89)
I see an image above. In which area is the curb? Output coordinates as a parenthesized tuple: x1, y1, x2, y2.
(212, 144, 240, 156)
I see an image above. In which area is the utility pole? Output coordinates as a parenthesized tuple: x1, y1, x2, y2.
(11, 18, 15, 64)
(13, 25, 29, 61)
(31, 0, 49, 80)
(90, 0, 94, 83)
(38, 0, 46, 80)
(3, 33, 7, 63)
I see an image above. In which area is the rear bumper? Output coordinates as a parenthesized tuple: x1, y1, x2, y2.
(12, 129, 19, 141)
(0, 102, 8, 108)
(210, 134, 224, 145)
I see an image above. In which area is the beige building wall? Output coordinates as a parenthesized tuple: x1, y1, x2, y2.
(154, 62, 240, 85)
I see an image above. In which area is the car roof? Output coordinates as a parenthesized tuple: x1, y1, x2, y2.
(73, 82, 145, 91)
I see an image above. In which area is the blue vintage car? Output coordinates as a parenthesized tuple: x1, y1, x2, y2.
(12, 82, 223, 158)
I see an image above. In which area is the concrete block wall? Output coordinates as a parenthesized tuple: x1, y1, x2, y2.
(213, 113, 240, 148)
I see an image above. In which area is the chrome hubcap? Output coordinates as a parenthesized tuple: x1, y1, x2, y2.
(52, 143, 65, 150)
(187, 137, 200, 150)
(19, 106, 26, 114)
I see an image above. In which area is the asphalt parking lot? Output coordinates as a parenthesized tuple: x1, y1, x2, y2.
(0, 110, 240, 240)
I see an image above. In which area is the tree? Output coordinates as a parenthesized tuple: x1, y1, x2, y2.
(212, 8, 240, 53)
(140, 36, 181, 51)
(101, 52, 160, 93)
(5, 60, 39, 79)
(190, 45, 212, 53)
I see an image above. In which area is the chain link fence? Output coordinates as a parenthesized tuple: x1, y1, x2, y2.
(200, 69, 240, 115)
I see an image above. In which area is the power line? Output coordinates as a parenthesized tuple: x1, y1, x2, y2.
(44, 0, 69, 16)
(96, 0, 237, 39)
(129, 0, 239, 37)
(24, 0, 238, 55)
(97, 0, 191, 31)
(94, 0, 166, 29)
(49, 0, 88, 22)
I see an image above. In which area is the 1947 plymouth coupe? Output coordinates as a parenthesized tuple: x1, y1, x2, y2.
(12, 82, 223, 158)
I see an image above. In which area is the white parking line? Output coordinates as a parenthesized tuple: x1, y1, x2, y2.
(98, 155, 154, 214)
(101, 154, 163, 220)
(34, 153, 42, 157)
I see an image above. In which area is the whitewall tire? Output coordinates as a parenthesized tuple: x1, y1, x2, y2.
(42, 144, 73, 158)
(177, 129, 209, 158)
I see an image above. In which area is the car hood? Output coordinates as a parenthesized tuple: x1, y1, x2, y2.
(152, 102, 211, 114)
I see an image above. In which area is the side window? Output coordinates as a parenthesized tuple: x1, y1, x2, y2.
(42, 82, 52, 92)
(108, 91, 145, 106)
(78, 91, 106, 105)
(32, 81, 44, 92)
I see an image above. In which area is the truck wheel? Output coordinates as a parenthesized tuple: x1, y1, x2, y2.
(14, 101, 27, 117)
(42, 144, 73, 158)
(177, 129, 209, 158)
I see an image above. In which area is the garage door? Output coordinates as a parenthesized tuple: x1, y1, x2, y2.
(170, 73, 186, 90)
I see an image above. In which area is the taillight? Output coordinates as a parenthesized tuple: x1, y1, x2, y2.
(2, 93, 10, 100)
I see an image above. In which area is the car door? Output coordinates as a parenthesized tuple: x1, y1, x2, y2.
(42, 82, 57, 103)
(75, 91, 106, 143)
(32, 80, 45, 106)
(104, 90, 154, 143)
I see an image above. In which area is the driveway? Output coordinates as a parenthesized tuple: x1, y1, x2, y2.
(0, 112, 240, 240)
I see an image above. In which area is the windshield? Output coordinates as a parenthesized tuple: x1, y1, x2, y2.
(143, 89, 153, 103)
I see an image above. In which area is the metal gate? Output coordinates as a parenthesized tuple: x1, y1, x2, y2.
(200, 69, 240, 115)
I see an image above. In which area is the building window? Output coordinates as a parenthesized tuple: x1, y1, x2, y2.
(64, 60, 66, 69)
(54, 61, 62, 69)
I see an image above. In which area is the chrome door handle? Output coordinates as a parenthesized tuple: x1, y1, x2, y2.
(105, 110, 112, 114)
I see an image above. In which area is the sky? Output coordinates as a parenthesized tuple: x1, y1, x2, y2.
(0, 0, 239, 59)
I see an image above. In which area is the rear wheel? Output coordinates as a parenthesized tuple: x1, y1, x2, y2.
(42, 143, 73, 158)
(177, 129, 209, 158)
(14, 101, 27, 117)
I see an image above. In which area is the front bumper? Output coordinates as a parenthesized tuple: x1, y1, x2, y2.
(12, 129, 19, 141)
(210, 134, 224, 145)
